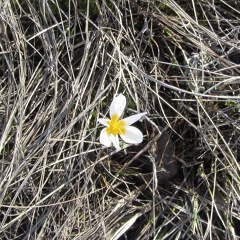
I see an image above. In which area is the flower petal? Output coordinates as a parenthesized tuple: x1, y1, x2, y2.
(110, 93, 126, 119)
(98, 118, 110, 126)
(111, 134, 120, 150)
(120, 126, 144, 144)
(100, 128, 112, 147)
(122, 112, 147, 126)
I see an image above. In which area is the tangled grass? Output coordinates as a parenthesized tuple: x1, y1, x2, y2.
(0, 0, 240, 239)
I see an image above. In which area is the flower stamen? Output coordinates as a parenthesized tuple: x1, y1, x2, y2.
(106, 114, 125, 136)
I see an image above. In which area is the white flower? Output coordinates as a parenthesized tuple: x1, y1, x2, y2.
(98, 93, 147, 150)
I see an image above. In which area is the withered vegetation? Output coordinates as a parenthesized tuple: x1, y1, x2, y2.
(0, 0, 240, 239)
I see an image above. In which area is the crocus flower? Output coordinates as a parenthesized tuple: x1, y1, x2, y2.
(98, 93, 147, 150)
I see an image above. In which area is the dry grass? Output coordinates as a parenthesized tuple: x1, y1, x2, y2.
(0, 0, 240, 239)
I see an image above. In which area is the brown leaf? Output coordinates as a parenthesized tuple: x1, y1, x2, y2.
(149, 131, 177, 180)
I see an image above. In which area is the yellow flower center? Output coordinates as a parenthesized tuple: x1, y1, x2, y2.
(106, 114, 125, 136)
